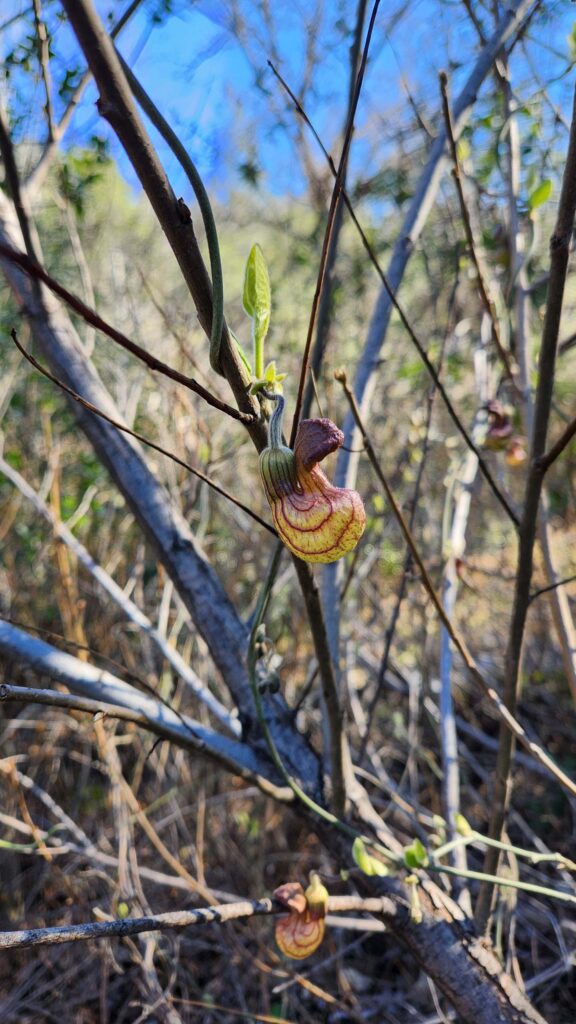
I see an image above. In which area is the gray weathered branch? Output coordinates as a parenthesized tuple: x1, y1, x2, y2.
(0, 620, 285, 796)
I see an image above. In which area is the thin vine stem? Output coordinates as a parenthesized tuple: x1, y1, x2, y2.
(433, 830, 576, 870)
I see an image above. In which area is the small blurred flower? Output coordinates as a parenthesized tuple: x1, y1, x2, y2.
(484, 399, 513, 451)
(505, 436, 528, 467)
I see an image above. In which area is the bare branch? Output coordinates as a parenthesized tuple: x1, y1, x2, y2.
(0, 623, 287, 798)
(300, 0, 369, 422)
(439, 71, 518, 386)
(536, 413, 576, 474)
(31, 0, 55, 142)
(0, 895, 391, 950)
(0, 241, 252, 425)
(529, 574, 576, 603)
(289, 0, 380, 443)
(10, 328, 275, 537)
(476, 81, 576, 927)
(335, 370, 576, 799)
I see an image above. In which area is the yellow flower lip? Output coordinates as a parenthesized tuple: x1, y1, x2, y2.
(259, 403, 366, 564)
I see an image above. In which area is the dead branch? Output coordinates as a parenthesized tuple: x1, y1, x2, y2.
(0, 895, 392, 950)
(476, 80, 576, 927)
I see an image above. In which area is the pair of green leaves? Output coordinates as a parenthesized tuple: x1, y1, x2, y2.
(352, 835, 430, 875)
(242, 244, 286, 392)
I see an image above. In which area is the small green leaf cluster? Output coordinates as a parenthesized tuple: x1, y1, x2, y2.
(352, 837, 389, 877)
(403, 839, 429, 869)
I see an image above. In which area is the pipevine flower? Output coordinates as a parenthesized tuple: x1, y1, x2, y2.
(259, 394, 366, 564)
(273, 875, 329, 960)
(484, 399, 513, 451)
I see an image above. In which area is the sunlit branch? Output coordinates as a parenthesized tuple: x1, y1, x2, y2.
(289, 0, 380, 444)
(439, 71, 518, 386)
(0, 895, 392, 950)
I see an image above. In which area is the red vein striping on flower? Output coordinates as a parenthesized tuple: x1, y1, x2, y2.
(273, 876, 328, 960)
(259, 398, 366, 564)
(274, 910, 325, 959)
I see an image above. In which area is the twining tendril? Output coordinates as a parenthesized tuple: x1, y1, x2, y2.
(259, 394, 366, 563)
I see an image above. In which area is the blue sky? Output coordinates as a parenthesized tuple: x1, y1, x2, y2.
(1, 0, 575, 203)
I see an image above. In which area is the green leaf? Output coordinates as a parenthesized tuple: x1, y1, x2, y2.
(352, 837, 389, 876)
(243, 244, 271, 378)
(243, 243, 271, 328)
(403, 838, 429, 869)
(265, 360, 277, 382)
(528, 179, 552, 213)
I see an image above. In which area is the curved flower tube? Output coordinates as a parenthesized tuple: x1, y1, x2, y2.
(259, 395, 366, 563)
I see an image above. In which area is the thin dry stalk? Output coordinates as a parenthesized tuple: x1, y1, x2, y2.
(475, 83, 576, 929)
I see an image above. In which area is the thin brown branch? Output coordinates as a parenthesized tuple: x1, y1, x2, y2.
(60, 0, 262, 434)
(335, 370, 576, 799)
(536, 413, 576, 473)
(558, 329, 576, 355)
(0, 682, 180, 733)
(289, 0, 380, 445)
(475, 81, 576, 929)
(0, 241, 253, 425)
(529, 573, 576, 603)
(0, 895, 391, 950)
(359, 276, 456, 760)
(439, 71, 518, 386)
(292, 558, 348, 814)
(10, 329, 275, 536)
(300, 0, 369, 422)
(0, 108, 37, 260)
(268, 61, 520, 527)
